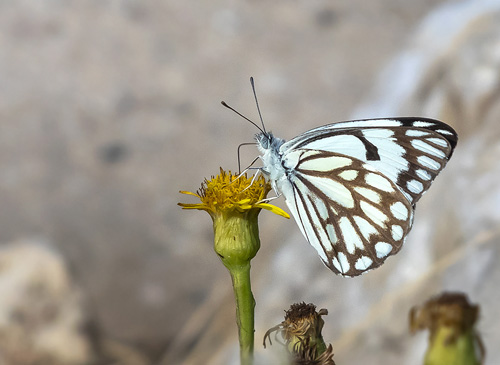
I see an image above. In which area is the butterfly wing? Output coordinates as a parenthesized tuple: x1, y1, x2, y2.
(279, 148, 414, 276)
(280, 118, 457, 204)
(275, 118, 457, 276)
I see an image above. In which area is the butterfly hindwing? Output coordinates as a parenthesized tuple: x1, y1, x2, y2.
(281, 149, 414, 276)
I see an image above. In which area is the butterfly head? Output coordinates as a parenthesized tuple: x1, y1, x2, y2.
(255, 131, 284, 152)
(255, 131, 286, 181)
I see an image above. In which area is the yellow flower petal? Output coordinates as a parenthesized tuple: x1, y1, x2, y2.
(177, 203, 209, 210)
(255, 203, 290, 219)
(179, 190, 201, 198)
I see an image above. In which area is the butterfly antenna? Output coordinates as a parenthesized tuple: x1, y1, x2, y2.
(250, 77, 267, 133)
(221, 101, 264, 134)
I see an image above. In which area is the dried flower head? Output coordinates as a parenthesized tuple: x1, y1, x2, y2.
(264, 302, 335, 365)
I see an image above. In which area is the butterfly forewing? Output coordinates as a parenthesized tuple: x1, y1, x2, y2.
(280, 118, 457, 205)
(282, 149, 414, 276)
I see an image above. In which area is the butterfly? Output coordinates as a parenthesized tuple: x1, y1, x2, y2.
(224, 78, 458, 277)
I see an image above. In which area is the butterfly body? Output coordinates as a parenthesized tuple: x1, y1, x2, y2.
(255, 118, 457, 277)
(256, 132, 286, 187)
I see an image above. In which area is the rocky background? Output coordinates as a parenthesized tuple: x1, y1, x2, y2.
(0, 1, 499, 364)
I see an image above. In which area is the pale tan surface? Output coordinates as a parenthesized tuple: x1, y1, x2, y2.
(0, 1, 499, 364)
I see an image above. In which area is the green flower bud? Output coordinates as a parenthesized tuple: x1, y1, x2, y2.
(410, 292, 484, 365)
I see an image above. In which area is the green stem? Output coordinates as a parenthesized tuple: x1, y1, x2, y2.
(228, 261, 255, 365)
(212, 212, 260, 365)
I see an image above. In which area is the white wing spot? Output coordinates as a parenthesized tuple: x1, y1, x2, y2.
(316, 226, 334, 252)
(417, 155, 441, 170)
(329, 119, 402, 128)
(402, 190, 413, 202)
(281, 150, 302, 170)
(367, 139, 408, 184)
(436, 129, 454, 135)
(338, 170, 359, 181)
(331, 257, 342, 273)
(391, 225, 404, 241)
(326, 224, 337, 244)
(426, 137, 448, 147)
(375, 242, 393, 258)
(361, 129, 394, 139)
(360, 201, 388, 227)
(414, 121, 434, 127)
(337, 252, 350, 273)
(407, 179, 423, 194)
(406, 130, 428, 137)
(354, 187, 382, 204)
(339, 217, 363, 254)
(293, 186, 329, 262)
(302, 195, 334, 253)
(313, 197, 329, 220)
(416, 169, 432, 181)
(365, 173, 394, 192)
(300, 150, 322, 159)
(390, 201, 408, 221)
(303, 135, 364, 161)
(362, 164, 377, 172)
(353, 216, 377, 240)
(411, 139, 446, 158)
(299, 155, 352, 172)
(355, 256, 373, 271)
(306, 175, 355, 208)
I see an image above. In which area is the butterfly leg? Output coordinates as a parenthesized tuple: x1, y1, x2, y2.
(239, 167, 265, 193)
(246, 168, 261, 189)
(256, 195, 281, 204)
(230, 158, 261, 185)
(240, 167, 283, 201)
(256, 184, 282, 204)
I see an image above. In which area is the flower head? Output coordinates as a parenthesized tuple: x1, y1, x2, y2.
(179, 168, 289, 219)
(264, 302, 335, 364)
(410, 292, 484, 365)
(179, 168, 288, 268)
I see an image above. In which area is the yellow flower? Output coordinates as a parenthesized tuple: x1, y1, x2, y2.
(178, 168, 289, 267)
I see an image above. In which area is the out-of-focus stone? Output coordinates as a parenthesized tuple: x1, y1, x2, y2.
(0, 239, 92, 365)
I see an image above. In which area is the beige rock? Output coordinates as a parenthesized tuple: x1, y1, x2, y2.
(0, 239, 92, 365)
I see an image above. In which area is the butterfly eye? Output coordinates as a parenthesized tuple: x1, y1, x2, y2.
(255, 133, 270, 149)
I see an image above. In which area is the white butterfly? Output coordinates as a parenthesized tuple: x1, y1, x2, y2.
(225, 79, 458, 277)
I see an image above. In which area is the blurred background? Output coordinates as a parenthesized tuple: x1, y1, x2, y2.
(0, 0, 499, 364)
